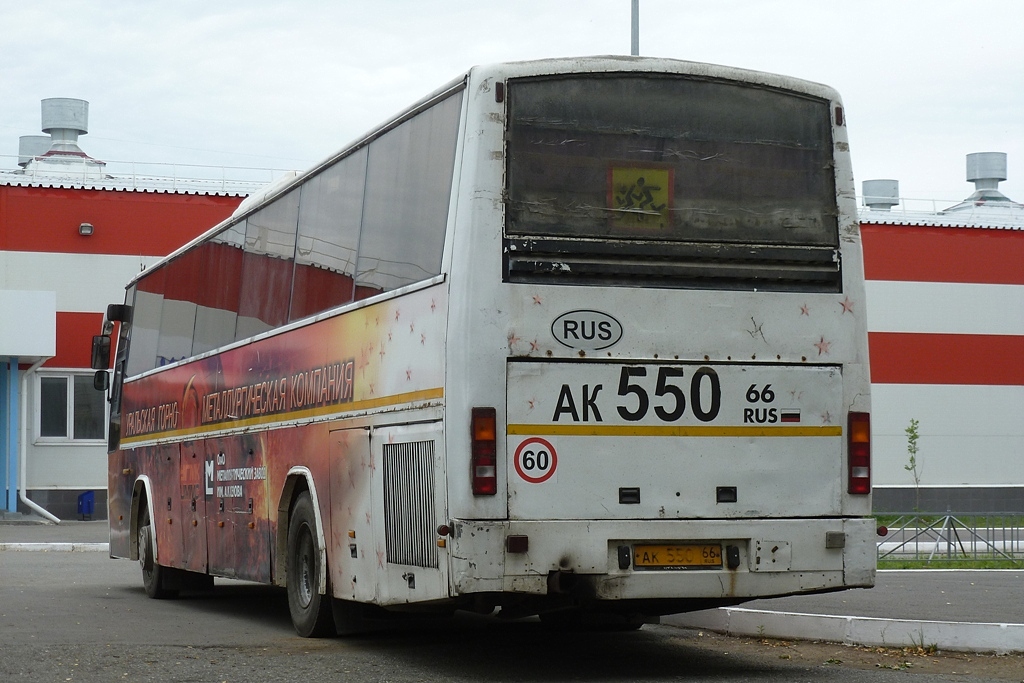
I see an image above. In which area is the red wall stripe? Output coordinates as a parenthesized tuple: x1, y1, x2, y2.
(42, 312, 1024, 388)
(0, 185, 241, 257)
(861, 223, 1024, 285)
(869, 332, 1024, 385)
(44, 312, 104, 369)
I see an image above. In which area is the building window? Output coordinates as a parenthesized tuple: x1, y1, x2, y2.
(37, 373, 106, 441)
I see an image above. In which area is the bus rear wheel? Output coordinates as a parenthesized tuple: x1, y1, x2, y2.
(286, 492, 335, 637)
(138, 506, 179, 599)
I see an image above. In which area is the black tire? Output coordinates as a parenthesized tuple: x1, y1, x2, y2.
(286, 492, 335, 637)
(138, 506, 179, 599)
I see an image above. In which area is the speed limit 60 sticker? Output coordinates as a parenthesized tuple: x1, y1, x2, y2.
(513, 437, 558, 483)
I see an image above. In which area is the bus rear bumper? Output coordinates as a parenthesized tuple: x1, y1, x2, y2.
(448, 517, 876, 604)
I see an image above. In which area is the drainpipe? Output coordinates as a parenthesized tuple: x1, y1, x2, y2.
(19, 358, 60, 523)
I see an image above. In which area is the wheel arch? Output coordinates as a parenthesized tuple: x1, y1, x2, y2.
(276, 466, 328, 594)
(129, 475, 155, 563)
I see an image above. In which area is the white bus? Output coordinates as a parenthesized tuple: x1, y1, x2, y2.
(96, 56, 874, 636)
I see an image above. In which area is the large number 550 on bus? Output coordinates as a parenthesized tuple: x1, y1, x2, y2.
(92, 57, 874, 636)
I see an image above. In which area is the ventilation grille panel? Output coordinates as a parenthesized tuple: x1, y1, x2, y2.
(383, 440, 437, 568)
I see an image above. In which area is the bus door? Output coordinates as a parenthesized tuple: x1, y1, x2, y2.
(370, 422, 449, 605)
(142, 443, 185, 569)
(203, 435, 271, 582)
(178, 440, 207, 574)
(328, 426, 375, 603)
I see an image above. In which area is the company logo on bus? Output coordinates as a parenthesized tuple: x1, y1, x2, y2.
(551, 310, 623, 351)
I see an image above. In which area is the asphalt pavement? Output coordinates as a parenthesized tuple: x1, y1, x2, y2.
(2, 517, 1022, 653)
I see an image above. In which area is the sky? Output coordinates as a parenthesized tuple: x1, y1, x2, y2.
(2, 0, 1022, 207)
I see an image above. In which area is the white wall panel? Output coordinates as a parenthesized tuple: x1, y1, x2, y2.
(865, 281, 1024, 335)
(25, 443, 108, 489)
(0, 290, 56, 357)
(872, 384, 1024, 487)
(0, 251, 160, 312)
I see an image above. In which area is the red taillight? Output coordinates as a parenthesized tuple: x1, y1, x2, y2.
(848, 412, 871, 495)
(471, 407, 497, 495)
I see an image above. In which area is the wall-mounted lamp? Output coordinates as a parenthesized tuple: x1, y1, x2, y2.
(79, 222, 94, 236)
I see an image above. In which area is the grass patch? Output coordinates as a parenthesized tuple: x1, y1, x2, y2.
(878, 558, 1022, 570)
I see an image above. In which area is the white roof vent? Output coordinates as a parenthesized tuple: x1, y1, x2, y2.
(18, 135, 51, 168)
(19, 98, 106, 178)
(862, 179, 900, 211)
(966, 152, 1006, 191)
(40, 98, 90, 156)
(944, 152, 1019, 212)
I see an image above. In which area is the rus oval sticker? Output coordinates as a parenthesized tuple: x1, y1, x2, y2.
(551, 310, 623, 351)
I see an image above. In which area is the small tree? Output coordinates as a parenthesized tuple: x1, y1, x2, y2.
(904, 418, 922, 511)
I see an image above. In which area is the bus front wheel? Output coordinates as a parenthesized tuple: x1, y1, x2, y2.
(138, 507, 179, 599)
(286, 492, 335, 637)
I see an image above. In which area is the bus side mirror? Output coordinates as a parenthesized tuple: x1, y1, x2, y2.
(93, 370, 110, 391)
(91, 335, 111, 370)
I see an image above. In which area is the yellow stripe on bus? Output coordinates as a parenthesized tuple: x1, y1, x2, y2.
(120, 387, 445, 446)
(506, 424, 842, 437)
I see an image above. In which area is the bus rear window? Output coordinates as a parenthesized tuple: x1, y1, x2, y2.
(505, 74, 841, 291)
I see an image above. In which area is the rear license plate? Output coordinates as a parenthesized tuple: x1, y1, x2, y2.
(633, 544, 722, 568)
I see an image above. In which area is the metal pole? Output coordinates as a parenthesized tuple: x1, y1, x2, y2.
(2, 359, 13, 511)
(5, 358, 18, 512)
(631, 0, 639, 56)
(19, 357, 59, 523)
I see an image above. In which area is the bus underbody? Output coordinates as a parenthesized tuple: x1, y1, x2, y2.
(441, 517, 876, 620)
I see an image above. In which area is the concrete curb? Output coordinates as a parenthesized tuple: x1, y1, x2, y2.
(669, 607, 1024, 655)
(0, 543, 109, 552)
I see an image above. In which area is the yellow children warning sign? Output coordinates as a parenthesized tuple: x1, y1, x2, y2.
(608, 165, 673, 230)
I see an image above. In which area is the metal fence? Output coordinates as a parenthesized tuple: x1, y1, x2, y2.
(877, 514, 1024, 565)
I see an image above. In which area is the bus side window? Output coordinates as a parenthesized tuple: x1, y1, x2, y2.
(354, 91, 463, 299)
(157, 249, 203, 365)
(126, 267, 166, 376)
(289, 147, 366, 321)
(236, 188, 299, 340)
(192, 232, 243, 354)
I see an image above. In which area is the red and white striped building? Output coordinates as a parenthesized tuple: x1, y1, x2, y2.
(1, 98, 251, 519)
(2, 100, 1021, 518)
(862, 154, 1024, 513)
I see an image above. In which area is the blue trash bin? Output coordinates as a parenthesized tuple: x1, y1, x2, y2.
(78, 491, 95, 519)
